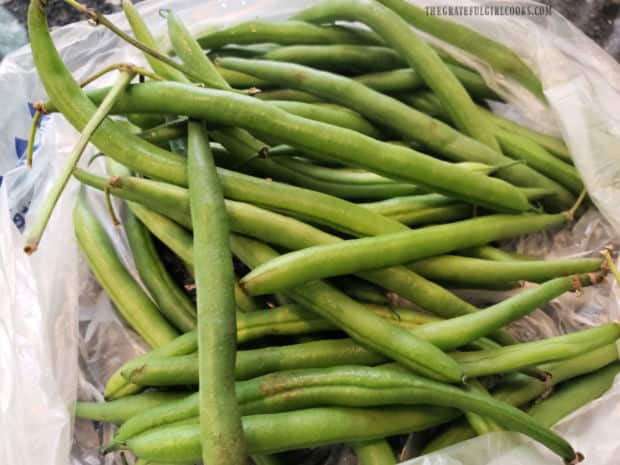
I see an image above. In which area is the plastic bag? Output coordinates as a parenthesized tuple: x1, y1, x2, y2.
(0, 1, 619, 464)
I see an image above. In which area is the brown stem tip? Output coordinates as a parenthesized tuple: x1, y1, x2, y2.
(566, 452, 584, 465)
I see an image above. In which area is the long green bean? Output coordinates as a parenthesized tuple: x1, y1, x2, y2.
(374, 0, 544, 99)
(219, 57, 572, 210)
(240, 213, 567, 296)
(295, 0, 500, 149)
(196, 20, 383, 49)
(187, 121, 246, 465)
(352, 439, 396, 465)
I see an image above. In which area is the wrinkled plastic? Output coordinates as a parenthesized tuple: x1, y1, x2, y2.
(0, 1, 619, 464)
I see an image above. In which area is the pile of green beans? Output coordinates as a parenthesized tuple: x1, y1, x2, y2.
(26, 0, 616, 464)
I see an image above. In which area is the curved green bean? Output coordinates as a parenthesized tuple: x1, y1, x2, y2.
(527, 362, 620, 427)
(295, 0, 500, 149)
(73, 190, 179, 347)
(196, 20, 383, 49)
(374, 0, 544, 99)
(240, 213, 567, 296)
(352, 439, 395, 465)
(453, 323, 620, 378)
(219, 57, 571, 210)
(75, 391, 189, 424)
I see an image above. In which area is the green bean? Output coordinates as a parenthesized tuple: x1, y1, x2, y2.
(453, 323, 620, 378)
(216, 66, 271, 89)
(295, 0, 500, 149)
(187, 121, 246, 465)
(462, 379, 502, 435)
(24, 68, 134, 254)
(209, 44, 277, 59)
(334, 277, 389, 304)
(458, 245, 538, 262)
(118, 405, 459, 461)
(423, 343, 620, 453)
(116, 366, 577, 462)
(355, 66, 500, 100)
(81, 80, 531, 212)
(256, 89, 324, 103)
(231, 235, 463, 382)
(528, 362, 620, 427)
(262, 44, 405, 72)
(268, 100, 382, 138)
(28, 0, 187, 186)
(73, 190, 179, 347)
(240, 213, 567, 296)
(75, 169, 514, 344)
(219, 58, 571, 210)
(124, 207, 196, 331)
(400, 91, 581, 195)
(75, 391, 189, 424)
(123, 271, 571, 387)
(196, 20, 383, 50)
(409, 255, 602, 287)
(482, 107, 571, 162)
(127, 113, 166, 129)
(351, 439, 395, 465)
(374, 0, 544, 100)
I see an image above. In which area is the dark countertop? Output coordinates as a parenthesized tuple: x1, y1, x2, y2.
(1, 0, 619, 59)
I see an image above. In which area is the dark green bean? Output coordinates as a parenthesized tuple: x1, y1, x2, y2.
(295, 0, 501, 149)
(75, 391, 189, 424)
(527, 362, 620, 427)
(187, 121, 246, 465)
(196, 20, 383, 49)
(240, 213, 567, 296)
(375, 0, 544, 99)
(256, 89, 323, 103)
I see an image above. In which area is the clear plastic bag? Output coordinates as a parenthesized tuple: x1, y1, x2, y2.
(0, 1, 619, 464)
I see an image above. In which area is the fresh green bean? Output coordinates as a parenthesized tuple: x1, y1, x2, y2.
(374, 0, 544, 99)
(28, 0, 187, 185)
(452, 323, 620, 378)
(351, 439, 395, 465)
(124, 207, 196, 331)
(196, 20, 383, 49)
(219, 57, 571, 210)
(118, 405, 460, 461)
(256, 89, 323, 103)
(423, 343, 620, 453)
(458, 245, 538, 262)
(528, 362, 620, 427)
(268, 101, 382, 138)
(24, 68, 134, 254)
(462, 379, 502, 435)
(187, 121, 246, 465)
(262, 44, 405, 72)
(75, 391, 189, 424)
(408, 255, 602, 287)
(73, 190, 179, 347)
(240, 213, 567, 296)
(354, 66, 500, 100)
(335, 277, 389, 304)
(230, 235, 463, 382)
(127, 113, 166, 129)
(295, 0, 500, 149)
(75, 169, 515, 344)
(400, 91, 581, 195)
(80, 80, 531, 212)
(216, 66, 271, 89)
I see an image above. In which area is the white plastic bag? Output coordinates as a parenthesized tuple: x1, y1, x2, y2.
(0, 1, 619, 464)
